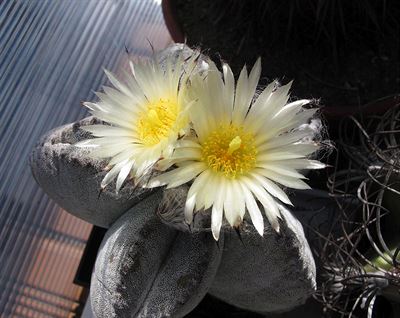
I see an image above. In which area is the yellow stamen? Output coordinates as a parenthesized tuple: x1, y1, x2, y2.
(137, 98, 180, 146)
(201, 124, 257, 179)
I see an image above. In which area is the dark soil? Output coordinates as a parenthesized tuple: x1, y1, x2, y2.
(172, 0, 400, 109)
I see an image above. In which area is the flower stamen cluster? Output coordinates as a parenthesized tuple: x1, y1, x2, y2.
(201, 124, 257, 179)
(138, 98, 178, 146)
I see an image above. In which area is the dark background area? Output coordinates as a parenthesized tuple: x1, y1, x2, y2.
(173, 0, 399, 109)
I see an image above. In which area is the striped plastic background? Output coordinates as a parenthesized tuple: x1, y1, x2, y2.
(0, 1, 172, 317)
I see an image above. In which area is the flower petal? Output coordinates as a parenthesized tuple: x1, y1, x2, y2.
(239, 181, 264, 236)
(211, 179, 225, 240)
(222, 63, 235, 112)
(148, 162, 206, 188)
(249, 172, 292, 205)
(101, 160, 128, 188)
(254, 168, 312, 190)
(116, 160, 134, 193)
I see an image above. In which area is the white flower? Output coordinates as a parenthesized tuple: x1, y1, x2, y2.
(76, 53, 200, 192)
(149, 59, 325, 240)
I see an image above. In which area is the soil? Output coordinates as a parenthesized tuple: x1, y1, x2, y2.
(172, 0, 400, 109)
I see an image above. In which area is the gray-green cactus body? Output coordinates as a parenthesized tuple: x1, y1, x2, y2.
(30, 116, 150, 228)
(91, 191, 223, 318)
(210, 209, 316, 313)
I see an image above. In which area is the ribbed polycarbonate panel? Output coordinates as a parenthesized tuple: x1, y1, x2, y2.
(0, 1, 171, 317)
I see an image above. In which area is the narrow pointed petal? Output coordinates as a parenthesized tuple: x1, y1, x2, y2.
(116, 160, 134, 193)
(101, 160, 128, 188)
(148, 162, 206, 188)
(211, 204, 223, 241)
(240, 183, 264, 236)
(222, 63, 235, 111)
(250, 172, 293, 206)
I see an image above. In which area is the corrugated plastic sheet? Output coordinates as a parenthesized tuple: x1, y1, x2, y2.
(0, 1, 172, 316)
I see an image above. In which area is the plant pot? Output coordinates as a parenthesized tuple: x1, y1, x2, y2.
(162, 0, 184, 43)
(162, 0, 400, 124)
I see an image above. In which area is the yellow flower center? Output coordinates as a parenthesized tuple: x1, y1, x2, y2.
(201, 124, 257, 178)
(137, 98, 179, 146)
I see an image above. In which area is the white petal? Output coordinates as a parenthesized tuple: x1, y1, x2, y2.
(82, 101, 97, 111)
(132, 62, 160, 98)
(103, 86, 143, 112)
(202, 173, 220, 210)
(245, 81, 292, 134)
(245, 81, 277, 121)
(83, 125, 135, 137)
(240, 182, 264, 236)
(101, 160, 128, 188)
(89, 109, 138, 131)
(222, 63, 235, 112)
(241, 177, 281, 232)
(241, 177, 277, 214)
(90, 144, 136, 159)
(256, 128, 315, 150)
(211, 178, 225, 240)
(250, 172, 292, 205)
(76, 136, 138, 147)
(155, 159, 177, 171)
(232, 181, 246, 223)
(254, 168, 311, 190)
(120, 68, 142, 96)
(104, 69, 134, 98)
(116, 160, 134, 193)
(274, 99, 309, 118)
(233, 59, 261, 124)
(75, 139, 98, 148)
(232, 65, 249, 125)
(205, 62, 225, 118)
(190, 99, 216, 142)
(256, 164, 307, 179)
(188, 170, 212, 211)
(247, 58, 261, 102)
(270, 158, 325, 170)
(257, 151, 306, 161)
(264, 205, 281, 233)
(176, 138, 202, 149)
(109, 147, 139, 166)
(184, 192, 196, 224)
(135, 157, 157, 180)
(170, 147, 202, 161)
(166, 163, 206, 188)
(282, 108, 318, 132)
(211, 203, 223, 241)
(223, 182, 237, 226)
(257, 142, 320, 157)
(148, 162, 206, 188)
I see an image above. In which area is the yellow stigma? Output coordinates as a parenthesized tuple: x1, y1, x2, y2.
(227, 136, 242, 155)
(147, 109, 163, 126)
(137, 98, 179, 146)
(201, 124, 257, 178)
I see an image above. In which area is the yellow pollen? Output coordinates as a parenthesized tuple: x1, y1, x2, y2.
(201, 125, 257, 179)
(137, 98, 179, 146)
